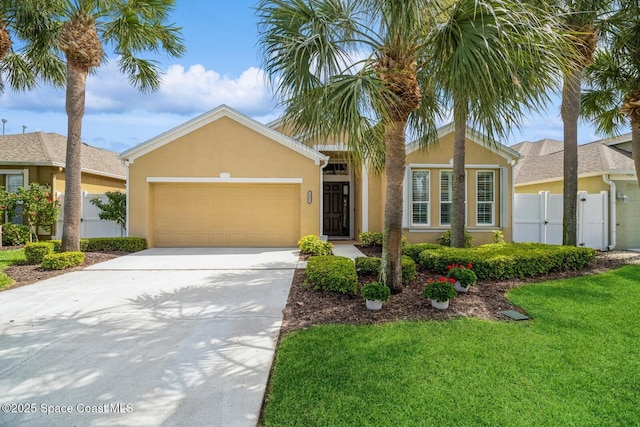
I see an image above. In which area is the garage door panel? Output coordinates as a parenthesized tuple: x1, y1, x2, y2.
(152, 184, 300, 247)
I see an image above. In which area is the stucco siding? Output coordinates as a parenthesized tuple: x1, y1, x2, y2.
(128, 116, 321, 246)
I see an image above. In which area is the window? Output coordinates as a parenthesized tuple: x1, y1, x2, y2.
(440, 171, 453, 225)
(5, 174, 24, 224)
(477, 171, 494, 225)
(411, 170, 429, 225)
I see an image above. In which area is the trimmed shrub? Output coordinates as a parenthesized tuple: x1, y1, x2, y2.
(49, 239, 89, 252)
(359, 232, 407, 248)
(355, 256, 381, 275)
(419, 243, 596, 281)
(49, 237, 146, 253)
(1, 223, 29, 246)
(24, 242, 55, 264)
(492, 230, 505, 244)
(401, 256, 416, 284)
(306, 256, 357, 294)
(437, 229, 473, 247)
(84, 237, 147, 252)
(359, 232, 383, 247)
(354, 255, 416, 284)
(298, 235, 333, 256)
(41, 252, 85, 270)
(402, 243, 441, 263)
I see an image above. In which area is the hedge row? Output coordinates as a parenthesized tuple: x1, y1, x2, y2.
(25, 242, 55, 264)
(305, 256, 358, 295)
(49, 237, 147, 253)
(419, 243, 596, 281)
(354, 255, 416, 284)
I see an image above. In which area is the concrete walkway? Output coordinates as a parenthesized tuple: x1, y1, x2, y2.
(0, 248, 297, 427)
(297, 244, 366, 269)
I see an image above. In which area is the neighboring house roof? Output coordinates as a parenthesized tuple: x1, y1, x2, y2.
(512, 133, 635, 185)
(121, 104, 328, 165)
(406, 122, 522, 162)
(0, 132, 126, 179)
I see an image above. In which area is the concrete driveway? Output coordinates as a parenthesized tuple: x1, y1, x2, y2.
(0, 248, 298, 426)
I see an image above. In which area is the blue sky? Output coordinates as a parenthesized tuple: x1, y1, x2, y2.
(0, 1, 611, 154)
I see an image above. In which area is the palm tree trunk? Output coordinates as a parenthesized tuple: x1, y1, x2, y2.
(561, 67, 582, 246)
(61, 61, 87, 252)
(380, 118, 407, 293)
(451, 106, 467, 248)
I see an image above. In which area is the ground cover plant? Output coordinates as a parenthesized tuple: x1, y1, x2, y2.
(263, 266, 640, 426)
(0, 249, 25, 289)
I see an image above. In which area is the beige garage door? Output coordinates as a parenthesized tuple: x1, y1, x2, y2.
(152, 183, 300, 247)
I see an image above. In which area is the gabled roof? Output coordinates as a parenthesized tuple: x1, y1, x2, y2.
(120, 105, 328, 165)
(406, 122, 522, 162)
(512, 134, 635, 185)
(0, 132, 125, 179)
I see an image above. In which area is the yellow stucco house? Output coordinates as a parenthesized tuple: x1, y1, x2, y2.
(121, 105, 521, 248)
(0, 132, 126, 237)
(512, 133, 637, 250)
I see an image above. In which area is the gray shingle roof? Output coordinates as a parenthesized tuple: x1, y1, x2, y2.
(0, 132, 125, 178)
(512, 134, 634, 185)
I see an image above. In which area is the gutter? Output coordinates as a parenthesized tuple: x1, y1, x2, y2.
(602, 174, 616, 251)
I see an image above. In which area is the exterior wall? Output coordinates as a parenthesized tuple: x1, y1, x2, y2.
(128, 116, 321, 246)
(364, 132, 515, 245)
(516, 175, 608, 194)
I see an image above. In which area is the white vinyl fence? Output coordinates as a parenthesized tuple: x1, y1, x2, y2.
(513, 191, 608, 250)
(53, 193, 124, 239)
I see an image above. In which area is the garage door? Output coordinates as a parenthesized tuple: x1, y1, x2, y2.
(152, 184, 300, 247)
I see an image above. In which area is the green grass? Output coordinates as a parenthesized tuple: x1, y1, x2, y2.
(0, 249, 25, 289)
(262, 266, 640, 426)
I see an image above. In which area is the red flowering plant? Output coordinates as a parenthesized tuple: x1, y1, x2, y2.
(446, 263, 477, 287)
(423, 276, 457, 302)
(17, 184, 60, 242)
(0, 186, 19, 222)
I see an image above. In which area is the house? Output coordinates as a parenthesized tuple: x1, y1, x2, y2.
(0, 132, 126, 237)
(121, 105, 520, 248)
(512, 133, 638, 250)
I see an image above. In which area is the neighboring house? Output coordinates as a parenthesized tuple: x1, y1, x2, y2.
(121, 105, 520, 248)
(512, 133, 637, 250)
(0, 132, 126, 237)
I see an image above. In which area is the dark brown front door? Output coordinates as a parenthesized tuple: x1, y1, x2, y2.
(323, 182, 349, 236)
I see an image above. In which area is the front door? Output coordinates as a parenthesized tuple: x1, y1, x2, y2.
(323, 182, 349, 236)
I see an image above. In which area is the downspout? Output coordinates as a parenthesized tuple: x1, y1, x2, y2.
(602, 174, 616, 250)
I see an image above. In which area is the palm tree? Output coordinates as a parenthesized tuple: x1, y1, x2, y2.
(426, 0, 568, 247)
(30, 0, 185, 252)
(257, 0, 441, 292)
(545, 0, 610, 246)
(257, 0, 568, 289)
(582, 0, 640, 185)
(0, 1, 65, 96)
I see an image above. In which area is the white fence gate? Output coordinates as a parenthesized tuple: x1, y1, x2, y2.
(513, 191, 608, 250)
(53, 193, 124, 239)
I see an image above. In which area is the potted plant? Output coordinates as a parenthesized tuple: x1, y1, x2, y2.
(361, 281, 391, 310)
(423, 277, 457, 310)
(446, 263, 477, 293)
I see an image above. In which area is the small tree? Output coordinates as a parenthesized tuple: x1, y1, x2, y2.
(90, 191, 126, 230)
(17, 184, 60, 242)
(0, 186, 19, 222)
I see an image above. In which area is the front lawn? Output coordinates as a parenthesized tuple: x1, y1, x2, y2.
(0, 249, 25, 289)
(262, 266, 640, 426)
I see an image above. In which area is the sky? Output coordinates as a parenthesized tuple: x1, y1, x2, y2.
(0, 0, 616, 154)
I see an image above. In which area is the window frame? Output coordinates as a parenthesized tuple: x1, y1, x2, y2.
(476, 170, 495, 226)
(410, 169, 430, 226)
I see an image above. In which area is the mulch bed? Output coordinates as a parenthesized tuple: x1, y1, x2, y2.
(281, 246, 634, 333)
(2, 251, 126, 291)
